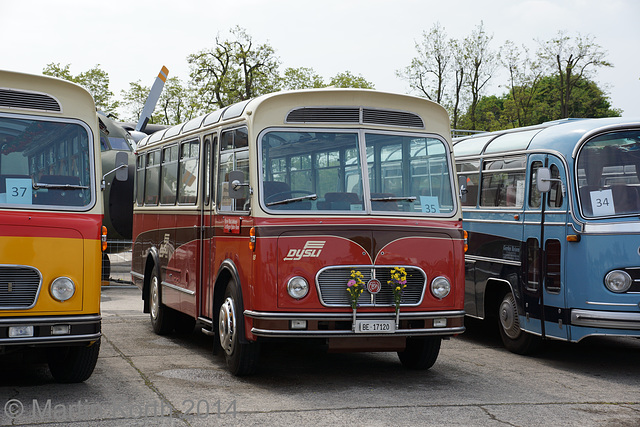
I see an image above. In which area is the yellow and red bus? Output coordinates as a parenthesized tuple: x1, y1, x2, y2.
(131, 89, 466, 375)
(0, 70, 112, 382)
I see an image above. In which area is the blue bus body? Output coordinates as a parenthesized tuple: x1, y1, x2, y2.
(453, 118, 640, 353)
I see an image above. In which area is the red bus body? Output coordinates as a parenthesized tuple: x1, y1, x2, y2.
(131, 89, 465, 375)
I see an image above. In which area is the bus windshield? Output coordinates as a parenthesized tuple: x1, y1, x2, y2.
(577, 130, 640, 217)
(260, 130, 454, 215)
(0, 116, 93, 208)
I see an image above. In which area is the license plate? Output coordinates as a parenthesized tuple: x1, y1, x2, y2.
(355, 319, 395, 333)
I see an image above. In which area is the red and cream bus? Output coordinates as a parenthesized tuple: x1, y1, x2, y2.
(131, 89, 465, 375)
(0, 70, 120, 382)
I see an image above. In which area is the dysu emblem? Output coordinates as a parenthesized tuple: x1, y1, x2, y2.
(284, 241, 325, 261)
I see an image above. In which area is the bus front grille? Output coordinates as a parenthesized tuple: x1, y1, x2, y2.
(316, 266, 426, 307)
(0, 266, 42, 309)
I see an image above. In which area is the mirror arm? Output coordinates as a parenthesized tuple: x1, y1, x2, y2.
(101, 164, 128, 190)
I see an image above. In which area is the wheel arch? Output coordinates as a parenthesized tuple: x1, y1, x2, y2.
(213, 259, 250, 344)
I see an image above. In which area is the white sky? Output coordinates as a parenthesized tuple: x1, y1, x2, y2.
(2, 0, 639, 117)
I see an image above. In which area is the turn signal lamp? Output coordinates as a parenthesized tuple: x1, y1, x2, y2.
(249, 227, 256, 251)
(463, 230, 468, 253)
(101, 226, 108, 251)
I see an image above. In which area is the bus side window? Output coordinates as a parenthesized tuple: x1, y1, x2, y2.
(529, 161, 542, 208)
(144, 151, 161, 206)
(525, 237, 540, 292)
(547, 164, 563, 208)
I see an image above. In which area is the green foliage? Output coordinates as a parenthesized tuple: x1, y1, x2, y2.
(43, 63, 119, 114)
(328, 71, 375, 89)
(281, 67, 325, 90)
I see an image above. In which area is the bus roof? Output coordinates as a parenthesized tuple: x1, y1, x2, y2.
(0, 69, 96, 121)
(453, 117, 640, 158)
(136, 88, 451, 150)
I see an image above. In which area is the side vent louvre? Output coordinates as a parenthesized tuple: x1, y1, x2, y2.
(286, 106, 424, 129)
(0, 88, 61, 112)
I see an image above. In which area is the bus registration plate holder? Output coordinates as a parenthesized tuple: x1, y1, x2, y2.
(355, 319, 395, 333)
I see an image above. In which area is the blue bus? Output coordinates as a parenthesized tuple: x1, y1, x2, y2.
(453, 118, 640, 353)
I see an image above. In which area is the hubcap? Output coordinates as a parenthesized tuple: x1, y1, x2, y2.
(499, 293, 521, 339)
(150, 276, 159, 320)
(219, 297, 236, 355)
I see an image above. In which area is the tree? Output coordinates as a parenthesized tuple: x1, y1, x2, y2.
(396, 22, 449, 104)
(281, 67, 325, 90)
(463, 22, 498, 130)
(501, 40, 543, 127)
(120, 80, 150, 123)
(537, 31, 612, 118)
(328, 71, 375, 89)
(449, 38, 467, 130)
(155, 77, 196, 125)
(43, 63, 119, 114)
(187, 26, 281, 110)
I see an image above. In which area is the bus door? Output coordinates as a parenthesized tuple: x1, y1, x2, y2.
(524, 154, 569, 340)
(200, 135, 216, 320)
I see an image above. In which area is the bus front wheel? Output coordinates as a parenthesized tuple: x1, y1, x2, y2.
(149, 267, 174, 335)
(47, 339, 100, 383)
(218, 280, 259, 376)
(397, 336, 441, 370)
(498, 291, 541, 354)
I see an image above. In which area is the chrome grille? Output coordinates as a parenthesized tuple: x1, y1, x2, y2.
(0, 266, 42, 309)
(362, 108, 424, 128)
(286, 107, 424, 129)
(316, 266, 426, 307)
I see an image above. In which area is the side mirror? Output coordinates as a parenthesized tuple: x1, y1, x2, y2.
(114, 152, 129, 182)
(228, 170, 248, 199)
(536, 167, 551, 193)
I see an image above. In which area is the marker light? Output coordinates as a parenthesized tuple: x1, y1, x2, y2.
(249, 227, 256, 251)
(463, 230, 468, 253)
(101, 226, 108, 251)
(287, 276, 309, 299)
(50, 277, 75, 301)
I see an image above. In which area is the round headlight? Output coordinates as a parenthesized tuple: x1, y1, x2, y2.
(50, 277, 75, 301)
(604, 270, 632, 293)
(287, 276, 309, 299)
(431, 276, 451, 299)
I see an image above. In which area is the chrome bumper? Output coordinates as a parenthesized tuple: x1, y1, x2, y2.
(244, 310, 465, 338)
(0, 314, 101, 346)
(571, 309, 640, 330)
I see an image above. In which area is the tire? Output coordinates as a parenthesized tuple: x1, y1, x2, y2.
(174, 312, 196, 335)
(398, 336, 441, 370)
(102, 253, 111, 281)
(218, 279, 259, 376)
(47, 339, 100, 383)
(498, 291, 541, 354)
(149, 267, 174, 335)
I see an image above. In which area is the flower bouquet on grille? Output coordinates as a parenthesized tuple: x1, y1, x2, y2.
(346, 269, 365, 330)
(388, 267, 407, 327)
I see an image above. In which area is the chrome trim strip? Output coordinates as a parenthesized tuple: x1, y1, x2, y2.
(0, 314, 101, 325)
(244, 309, 465, 320)
(583, 222, 640, 234)
(464, 254, 521, 267)
(161, 281, 196, 296)
(131, 271, 144, 280)
(251, 326, 465, 338)
(463, 218, 522, 225)
(0, 333, 102, 346)
(585, 301, 639, 307)
(571, 309, 640, 330)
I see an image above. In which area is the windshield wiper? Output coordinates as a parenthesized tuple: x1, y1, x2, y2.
(370, 196, 416, 202)
(266, 193, 317, 207)
(33, 182, 89, 190)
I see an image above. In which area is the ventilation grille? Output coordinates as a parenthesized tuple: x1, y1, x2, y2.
(363, 108, 424, 128)
(0, 88, 61, 112)
(286, 107, 424, 129)
(0, 266, 42, 310)
(317, 266, 426, 307)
